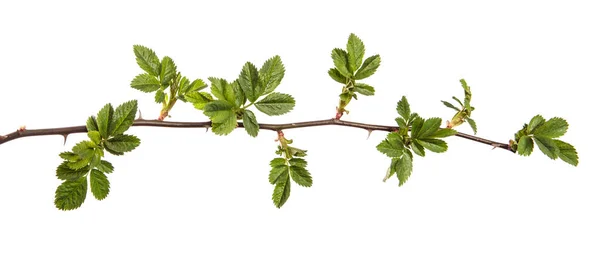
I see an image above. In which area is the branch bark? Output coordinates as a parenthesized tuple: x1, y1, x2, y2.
(0, 118, 514, 152)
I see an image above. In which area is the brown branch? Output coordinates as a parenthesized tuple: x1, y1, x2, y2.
(0, 118, 514, 152)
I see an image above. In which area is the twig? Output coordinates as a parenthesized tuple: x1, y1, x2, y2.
(0, 118, 514, 152)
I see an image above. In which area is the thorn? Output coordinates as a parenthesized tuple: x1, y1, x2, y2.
(491, 143, 500, 150)
(366, 129, 373, 140)
(136, 110, 144, 120)
(62, 134, 69, 145)
(205, 126, 209, 133)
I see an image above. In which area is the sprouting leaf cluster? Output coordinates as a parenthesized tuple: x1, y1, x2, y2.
(55, 100, 140, 210)
(328, 33, 381, 117)
(442, 79, 477, 134)
(269, 133, 311, 208)
(131, 45, 207, 120)
(377, 96, 456, 186)
(511, 115, 578, 166)
(186, 56, 295, 136)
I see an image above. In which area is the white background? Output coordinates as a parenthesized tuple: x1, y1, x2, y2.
(1, 1, 598, 257)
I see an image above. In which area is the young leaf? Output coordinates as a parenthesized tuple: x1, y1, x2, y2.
(376, 133, 405, 158)
(331, 48, 352, 78)
(416, 118, 442, 139)
(517, 135, 534, 156)
(394, 153, 413, 187)
(465, 117, 478, 134)
(346, 33, 365, 73)
(133, 45, 161, 77)
(54, 176, 88, 211)
(441, 101, 461, 112)
(354, 54, 380, 80)
(232, 80, 246, 107)
(131, 73, 161, 93)
(430, 128, 457, 138)
(415, 138, 448, 153)
(96, 160, 114, 174)
(260, 55, 285, 94)
(411, 141, 425, 157)
(87, 131, 101, 144)
(160, 56, 176, 85)
(59, 152, 79, 162)
(238, 62, 262, 103)
(155, 91, 165, 104)
(554, 139, 579, 166)
(288, 158, 307, 168)
(56, 161, 89, 180)
(254, 92, 295, 116)
(354, 83, 375, 96)
(410, 116, 424, 139)
(203, 101, 237, 135)
(532, 117, 568, 138)
(86, 116, 98, 132)
(272, 175, 291, 208)
(242, 109, 259, 137)
(269, 158, 288, 185)
(185, 92, 214, 110)
(110, 100, 137, 136)
(396, 96, 411, 122)
(452, 96, 464, 107)
(328, 68, 347, 84)
(527, 115, 545, 134)
(90, 169, 110, 200)
(96, 103, 114, 139)
(533, 136, 559, 160)
(290, 165, 312, 187)
(104, 134, 140, 153)
(209, 77, 237, 105)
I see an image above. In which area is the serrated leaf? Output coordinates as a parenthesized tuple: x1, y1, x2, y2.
(441, 100, 461, 112)
(289, 147, 307, 157)
(289, 158, 307, 168)
(254, 92, 295, 116)
(69, 141, 95, 169)
(54, 176, 87, 211)
(209, 77, 236, 105)
(376, 132, 405, 157)
(104, 134, 140, 154)
(238, 62, 262, 103)
(554, 139, 578, 166)
(86, 116, 98, 132)
(410, 116, 424, 139)
(527, 115, 545, 134)
(133, 45, 161, 77)
(533, 117, 568, 138)
(131, 73, 161, 93)
(272, 175, 291, 208)
(242, 109, 259, 137)
(204, 100, 237, 135)
(97, 103, 114, 139)
(394, 153, 413, 187)
(87, 131, 101, 144)
(269, 164, 288, 185)
(178, 77, 190, 94)
(354, 54, 380, 80)
(416, 118, 442, 139)
(346, 33, 365, 73)
(354, 83, 375, 96)
(232, 80, 246, 107)
(56, 161, 89, 180)
(430, 128, 457, 138)
(415, 138, 448, 153)
(270, 158, 286, 167)
(260, 55, 285, 94)
(411, 141, 425, 157)
(290, 165, 312, 187)
(534, 136, 559, 160)
(465, 117, 478, 134)
(517, 135, 534, 156)
(395, 118, 408, 130)
(160, 56, 176, 85)
(90, 169, 110, 200)
(185, 92, 213, 110)
(189, 79, 207, 92)
(396, 96, 411, 122)
(96, 160, 114, 174)
(110, 100, 137, 136)
(59, 152, 79, 162)
(331, 48, 352, 78)
(328, 68, 347, 84)
(154, 91, 165, 103)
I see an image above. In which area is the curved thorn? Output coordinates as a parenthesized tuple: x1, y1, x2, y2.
(366, 129, 373, 140)
(62, 134, 68, 145)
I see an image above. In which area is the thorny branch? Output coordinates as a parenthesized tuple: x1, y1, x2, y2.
(0, 118, 514, 152)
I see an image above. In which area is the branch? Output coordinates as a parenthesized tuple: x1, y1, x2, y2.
(0, 118, 514, 152)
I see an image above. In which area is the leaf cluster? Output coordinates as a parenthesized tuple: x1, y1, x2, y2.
(269, 134, 311, 208)
(54, 100, 140, 210)
(377, 96, 456, 185)
(441, 79, 477, 134)
(512, 115, 578, 166)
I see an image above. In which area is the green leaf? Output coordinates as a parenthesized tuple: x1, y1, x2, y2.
(288, 147, 307, 157)
(410, 116, 424, 139)
(96, 103, 113, 139)
(415, 138, 448, 153)
(69, 140, 95, 170)
(232, 80, 246, 107)
(178, 77, 190, 94)
(260, 55, 285, 94)
(555, 139, 578, 166)
(59, 152, 79, 162)
(203, 100, 237, 135)
(353, 83, 375, 96)
(272, 175, 291, 208)
(465, 117, 478, 134)
(354, 54, 380, 80)
(238, 62, 262, 103)
(131, 73, 161, 93)
(254, 92, 295, 116)
(242, 109, 259, 137)
(346, 33, 365, 73)
(288, 158, 307, 168)
(96, 160, 114, 174)
(376, 133, 405, 157)
(534, 136, 559, 160)
(452, 96, 464, 107)
(527, 115, 546, 134)
(56, 161, 89, 180)
(411, 141, 425, 157)
(189, 79, 207, 92)
(533, 117, 568, 138)
(416, 118, 443, 139)
(104, 134, 140, 154)
(441, 100, 461, 112)
(290, 165, 312, 187)
(331, 48, 352, 78)
(269, 158, 288, 185)
(155, 91, 165, 104)
(430, 128, 457, 138)
(517, 135, 534, 156)
(160, 56, 176, 85)
(396, 96, 411, 122)
(209, 77, 236, 105)
(393, 153, 413, 187)
(87, 131, 101, 144)
(328, 68, 347, 84)
(185, 92, 214, 110)
(110, 100, 137, 136)
(86, 116, 98, 132)
(54, 176, 87, 211)
(133, 45, 161, 77)
(90, 169, 110, 200)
